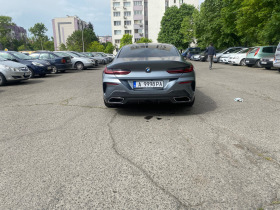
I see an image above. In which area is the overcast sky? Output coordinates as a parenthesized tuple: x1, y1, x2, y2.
(1, 0, 204, 38)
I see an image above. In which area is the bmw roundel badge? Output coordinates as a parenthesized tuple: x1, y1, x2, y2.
(145, 67, 151, 73)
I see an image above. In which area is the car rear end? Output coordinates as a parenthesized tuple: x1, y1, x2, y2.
(246, 46, 277, 67)
(51, 53, 72, 71)
(103, 44, 195, 106)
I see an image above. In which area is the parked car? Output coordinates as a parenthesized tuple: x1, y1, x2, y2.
(54, 51, 95, 70)
(97, 52, 114, 63)
(0, 51, 52, 77)
(93, 52, 110, 64)
(30, 51, 72, 74)
(228, 48, 253, 66)
(91, 52, 108, 64)
(103, 43, 195, 107)
(182, 47, 201, 59)
(260, 56, 275, 70)
(190, 53, 201, 61)
(219, 48, 246, 64)
(213, 47, 244, 63)
(199, 51, 208, 62)
(245, 46, 277, 67)
(71, 52, 99, 67)
(273, 42, 280, 72)
(0, 57, 30, 86)
(80, 52, 104, 65)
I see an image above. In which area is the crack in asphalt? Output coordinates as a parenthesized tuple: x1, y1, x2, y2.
(197, 115, 280, 168)
(107, 112, 190, 209)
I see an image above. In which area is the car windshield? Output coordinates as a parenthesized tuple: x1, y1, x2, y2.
(62, 52, 79, 57)
(68, 52, 82, 57)
(10, 52, 33, 60)
(118, 44, 179, 58)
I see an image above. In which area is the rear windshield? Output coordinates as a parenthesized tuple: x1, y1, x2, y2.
(118, 45, 179, 58)
(262, 46, 277, 53)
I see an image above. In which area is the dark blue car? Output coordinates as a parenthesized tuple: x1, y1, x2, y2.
(30, 51, 72, 74)
(0, 51, 52, 77)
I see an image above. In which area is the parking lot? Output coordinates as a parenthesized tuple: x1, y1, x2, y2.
(0, 62, 280, 209)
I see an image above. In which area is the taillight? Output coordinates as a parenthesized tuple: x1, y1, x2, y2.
(61, 59, 66, 64)
(254, 48, 260, 56)
(167, 65, 193, 74)
(104, 67, 131, 75)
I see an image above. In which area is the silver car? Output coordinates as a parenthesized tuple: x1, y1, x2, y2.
(54, 51, 94, 70)
(103, 43, 196, 107)
(0, 57, 30, 86)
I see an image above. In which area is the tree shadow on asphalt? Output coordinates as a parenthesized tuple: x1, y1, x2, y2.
(116, 88, 217, 117)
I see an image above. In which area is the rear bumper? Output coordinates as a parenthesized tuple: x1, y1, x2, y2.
(245, 58, 257, 65)
(260, 61, 273, 68)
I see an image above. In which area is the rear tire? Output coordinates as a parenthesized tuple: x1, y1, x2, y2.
(0, 73, 6, 86)
(75, 62, 84, 70)
(256, 60, 262, 68)
(240, 59, 246, 66)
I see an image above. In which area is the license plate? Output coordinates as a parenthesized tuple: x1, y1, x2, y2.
(246, 60, 249, 63)
(261, 61, 267, 64)
(133, 81, 163, 88)
(47, 66, 52, 70)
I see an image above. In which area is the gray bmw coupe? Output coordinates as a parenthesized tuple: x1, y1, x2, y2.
(102, 43, 196, 107)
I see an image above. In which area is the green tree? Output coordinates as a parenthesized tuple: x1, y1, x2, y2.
(59, 43, 67, 50)
(136, 37, 152, 43)
(29, 23, 48, 50)
(66, 28, 98, 51)
(158, 4, 197, 50)
(120, 34, 133, 48)
(89, 41, 105, 52)
(104, 42, 115, 53)
(0, 16, 13, 50)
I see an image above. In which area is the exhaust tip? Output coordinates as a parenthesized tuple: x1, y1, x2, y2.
(109, 97, 124, 103)
(174, 97, 191, 102)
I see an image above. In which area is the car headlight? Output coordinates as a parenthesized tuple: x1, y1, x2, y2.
(269, 58, 274, 61)
(32, 62, 44, 67)
(1, 65, 19, 72)
(45, 62, 51, 65)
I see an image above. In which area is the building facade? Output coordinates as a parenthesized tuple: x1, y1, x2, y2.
(52, 16, 88, 50)
(111, 0, 199, 51)
(99, 36, 113, 44)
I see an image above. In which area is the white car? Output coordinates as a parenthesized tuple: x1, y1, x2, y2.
(0, 57, 30, 86)
(228, 48, 252, 66)
(273, 42, 280, 72)
(220, 48, 246, 64)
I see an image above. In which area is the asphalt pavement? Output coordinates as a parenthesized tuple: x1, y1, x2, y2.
(0, 62, 280, 209)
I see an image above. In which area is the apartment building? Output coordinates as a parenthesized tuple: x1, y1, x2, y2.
(52, 16, 88, 50)
(111, 0, 199, 51)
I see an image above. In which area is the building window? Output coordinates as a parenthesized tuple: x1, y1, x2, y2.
(113, 12, 121, 17)
(114, 30, 121, 35)
(125, 30, 131, 34)
(179, 0, 183, 3)
(123, 2, 131, 7)
(114, 21, 121, 26)
(174, 0, 176, 3)
(124, 11, 131, 16)
(134, 10, 143, 15)
(113, 2, 120, 7)
(134, 29, 143, 34)
(134, 20, 142, 24)
(115, 39, 120, 44)
(134, 1, 142, 6)
(135, 38, 141, 42)
(124, 21, 131, 25)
